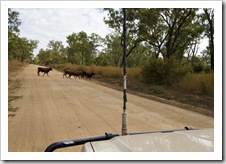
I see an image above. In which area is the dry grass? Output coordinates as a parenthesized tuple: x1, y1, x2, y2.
(177, 73, 214, 96)
(8, 60, 26, 72)
(49, 64, 142, 80)
(50, 63, 213, 96)
(8, 60, 26, 114)
(8, 60, 26, 90)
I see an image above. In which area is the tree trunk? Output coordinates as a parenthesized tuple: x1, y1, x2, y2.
(204, 9, 214, 70)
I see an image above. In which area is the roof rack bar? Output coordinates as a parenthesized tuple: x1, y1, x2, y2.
(128, 127, 203, 135)
(45, 132, 119, 152)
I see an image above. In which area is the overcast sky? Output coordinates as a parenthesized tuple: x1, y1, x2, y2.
(13, 8, 209, 57)
(12, 8, 111, 56)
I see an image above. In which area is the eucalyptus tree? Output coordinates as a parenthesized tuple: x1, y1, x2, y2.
(66, 31, 102, 65)
(8, 9, 21, 35)
(103, 33, 123, 67)
(18, 38, 38, 62)
(104, 8, 142, 67)
(36, 49, 51, 65)
(95, 52, 114, 66)
(203, 8, 214, 70)
(89, 33, 104, 56)
(8, 9, 38, 62)
(127, 43, 152, 67)
(9, 36, 38, 63)
(137, 8, 205, 60)
(104, 8, 205, 61)
(8, 9, 21, 60)
(47, 40, 66, 64)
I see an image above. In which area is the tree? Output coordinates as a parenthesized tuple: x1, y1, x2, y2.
(8, 9, 21, 35)
(47, 40, 66, 64)
(138, 8, 204, 60)
(89, 33, 104, 56)
(9, 36, 38, 62)
(17, 37, 38, 62)
(203, 8, 214, 70)
(95, 52, 114, 66)
(103, 33, 123, 67)
(104, 8, 205, 62)
(127, 43, 151, 67)
(8, 9, 38, 62)
(104, 8, 142, 67)
(36, 49, 51, 65)
(66, 31, 102, 65)
(8, 9, 21, 60)
(36, 40, 66, 65)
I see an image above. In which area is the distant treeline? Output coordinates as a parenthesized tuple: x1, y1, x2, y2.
(9, 8, 214, 86)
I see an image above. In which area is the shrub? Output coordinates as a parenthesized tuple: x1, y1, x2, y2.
(142, 57, 191, 86)
(193, 62, 204, 73)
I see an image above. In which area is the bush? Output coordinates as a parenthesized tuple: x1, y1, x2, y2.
(193, 62, 204, 73)
(142, 57, 191, 86)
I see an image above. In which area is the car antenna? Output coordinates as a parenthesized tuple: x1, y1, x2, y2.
(122, 8, 127, 135)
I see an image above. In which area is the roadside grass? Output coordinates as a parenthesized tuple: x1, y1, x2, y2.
(49, 63, 213, 96)
(8, 60, 27, 87)
(50, 63, 143, 80)
(176, 73, 214, 96)
(8, 60, 26, 115)
(8, 60, 26, 72)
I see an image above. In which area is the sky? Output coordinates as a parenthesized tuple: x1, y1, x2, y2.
(12, 8, 111, 56)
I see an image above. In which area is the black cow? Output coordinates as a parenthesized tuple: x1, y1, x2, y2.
(63, 70, 83, 79)
(73, 71, 83, 79)
(63, 70, 74, 78)
(37, 67, 53, 76)
(82, 71, 95, 80)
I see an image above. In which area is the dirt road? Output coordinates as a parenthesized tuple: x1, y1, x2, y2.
(8, 64, 214, 152)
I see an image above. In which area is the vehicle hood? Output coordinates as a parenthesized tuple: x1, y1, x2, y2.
(82, 129, 214, 152)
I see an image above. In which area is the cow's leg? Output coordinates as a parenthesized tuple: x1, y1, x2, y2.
(43, 72, 45, 76)
(37, 71, 40, 76)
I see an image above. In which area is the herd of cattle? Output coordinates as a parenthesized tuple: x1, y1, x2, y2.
(37, 66, 95, 80)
